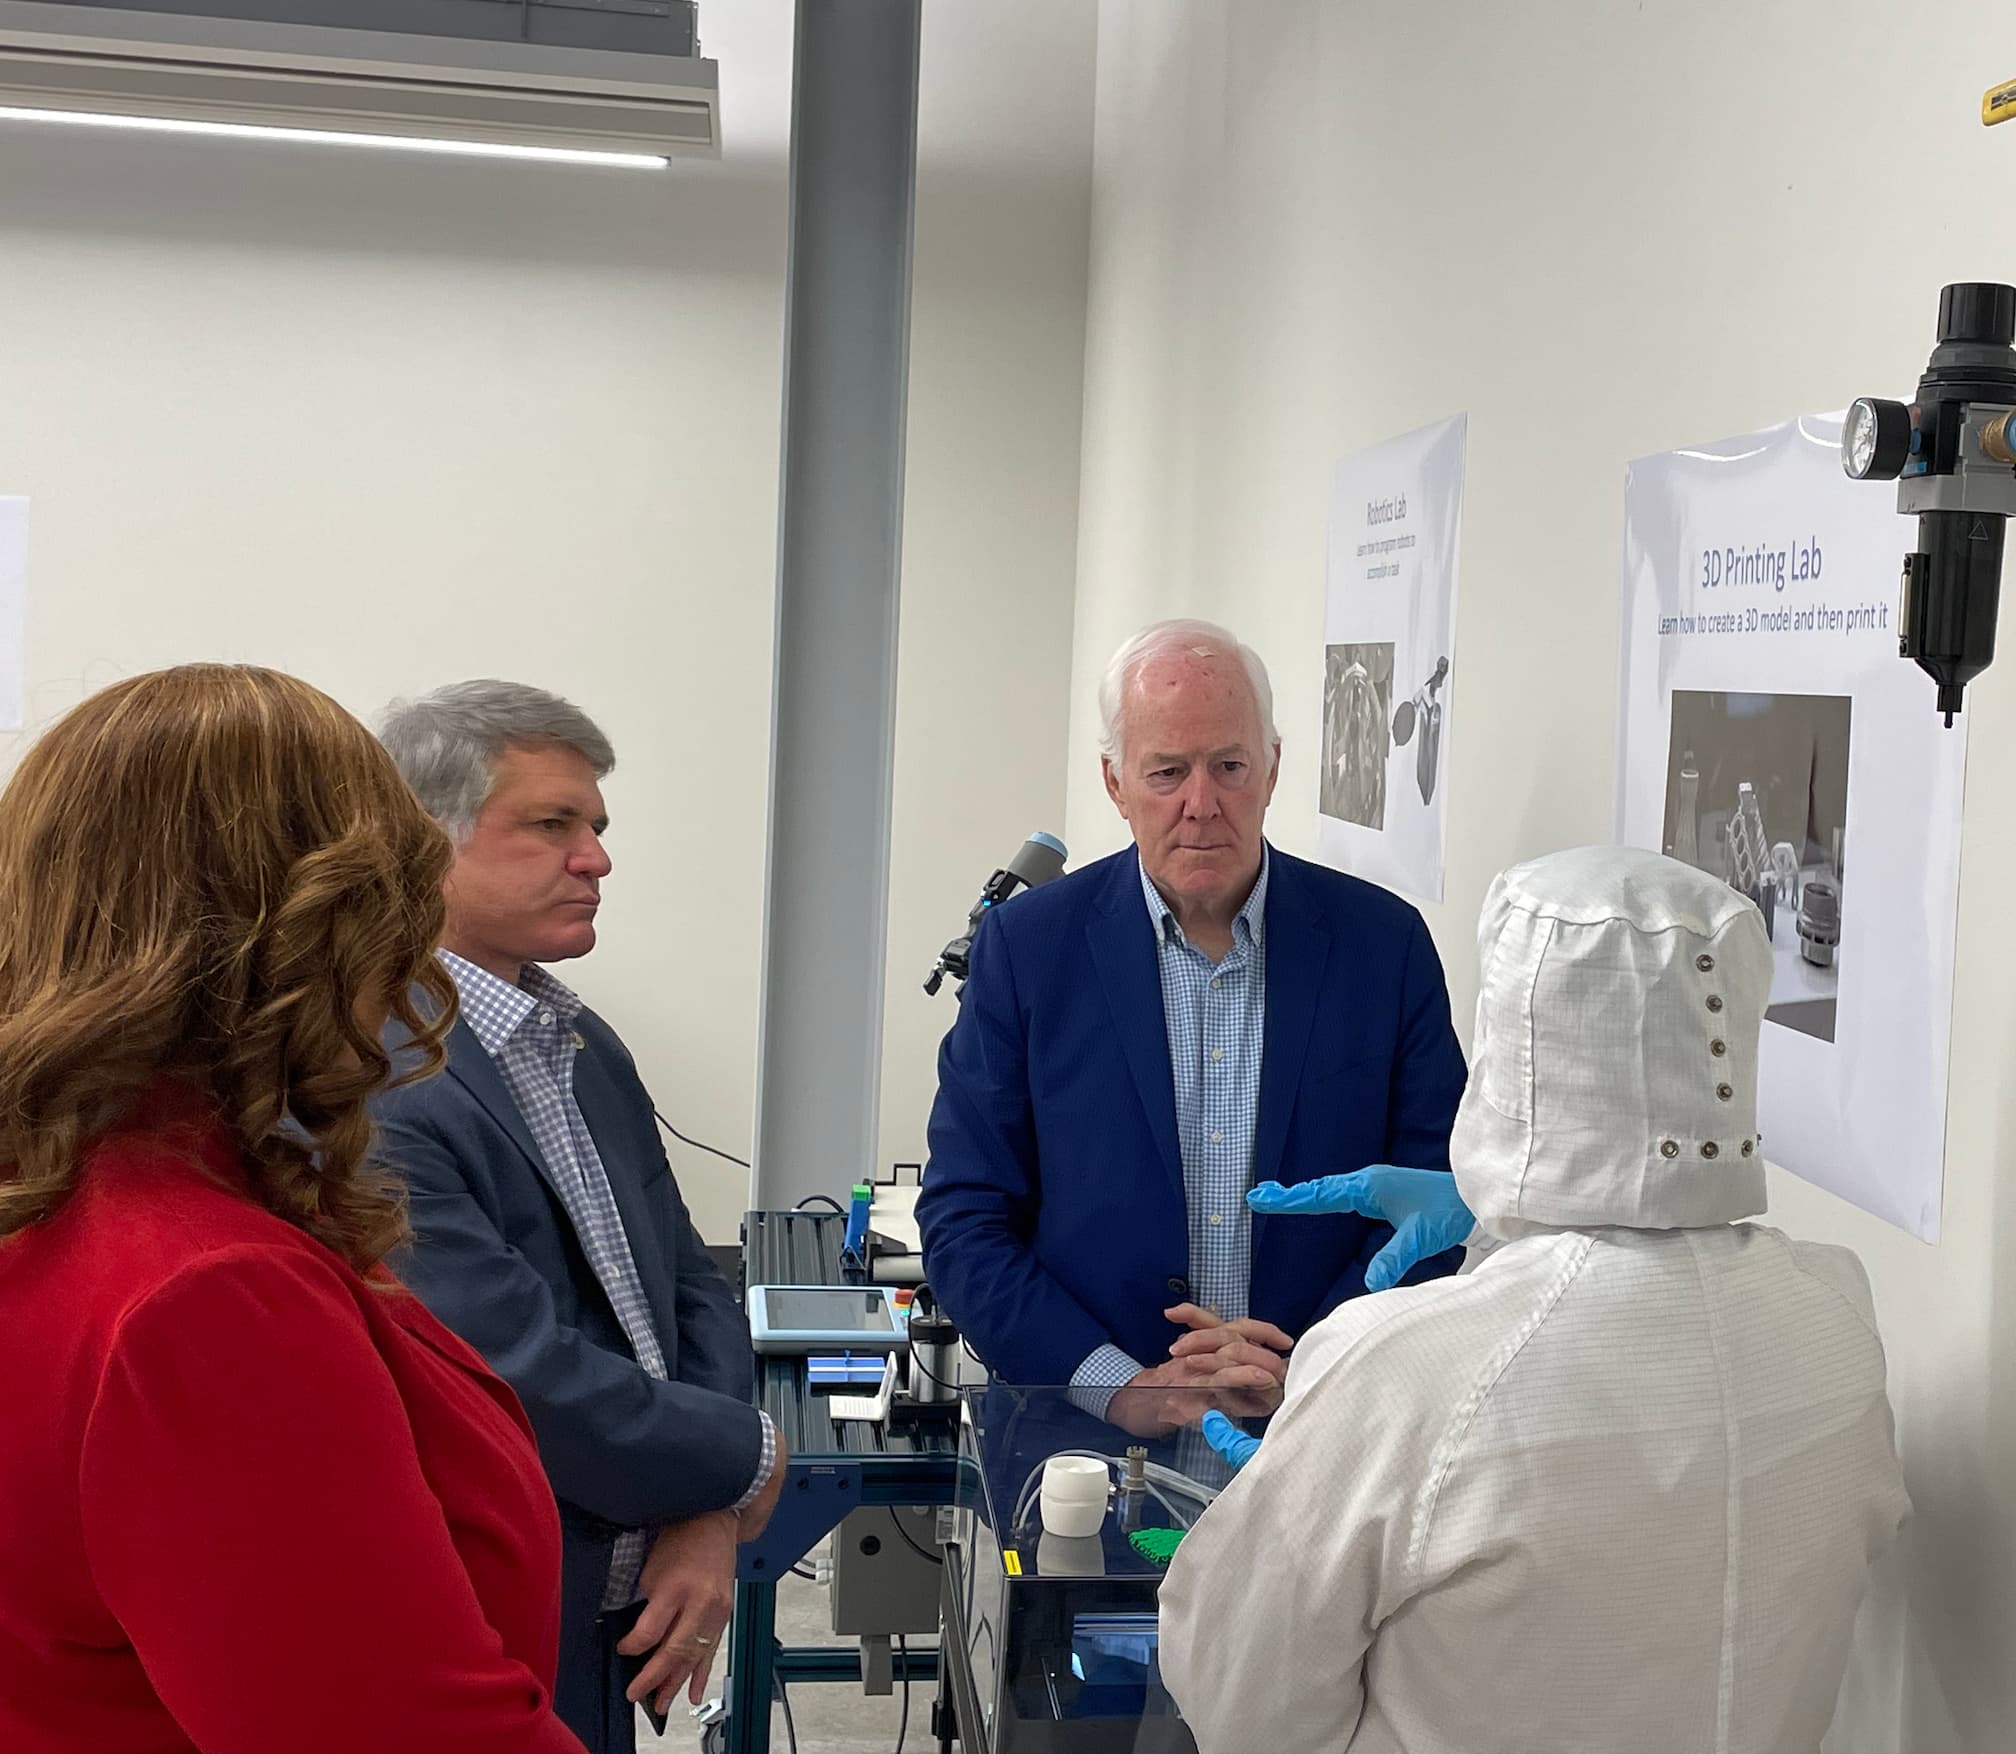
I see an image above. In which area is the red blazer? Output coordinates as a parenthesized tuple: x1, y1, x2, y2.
(0, 1099, 586, 1754)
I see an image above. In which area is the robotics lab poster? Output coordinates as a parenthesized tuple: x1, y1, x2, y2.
(1314, 413, 1466, 903)
(1616, 414, 1965, 1242)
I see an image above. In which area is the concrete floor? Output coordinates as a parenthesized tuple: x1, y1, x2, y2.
(643, 1571, 938, 1754)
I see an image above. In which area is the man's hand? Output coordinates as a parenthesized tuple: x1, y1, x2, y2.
(1161, 1304, 1294, 1381)
(617, 1509, 738, 1714)
(737, 1428, 789, 1543)
(1104, 1355, 1283, 1439)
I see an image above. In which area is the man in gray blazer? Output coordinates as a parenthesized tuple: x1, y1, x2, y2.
(374, 680, 782, 1753)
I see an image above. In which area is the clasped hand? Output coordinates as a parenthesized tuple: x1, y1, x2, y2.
(1102, 1303, 1292, 1437)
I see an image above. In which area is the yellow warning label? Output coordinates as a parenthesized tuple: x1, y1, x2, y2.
(1002, 1548, 1022, 1576)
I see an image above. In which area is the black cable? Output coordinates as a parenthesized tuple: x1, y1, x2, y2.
(792, 1193, 847, 1214)
(651, 1107, 751, 1170)
(895, 1632, 911, 1754)
(891, 1510, 942, 1567)
(789, 1563, 816, 1580)
(773, 1656, 800, 1754)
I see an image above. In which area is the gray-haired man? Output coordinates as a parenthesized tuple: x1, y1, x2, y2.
(373, 681, 783, 1753)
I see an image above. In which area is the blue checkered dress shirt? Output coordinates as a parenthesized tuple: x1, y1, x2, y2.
(1069, 849, 1270, 1417)
(440, 951, 775, 1609)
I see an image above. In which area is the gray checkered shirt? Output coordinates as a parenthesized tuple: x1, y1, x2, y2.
(441, 951, 775, 1610)
(1071, 848, 1270, 1416)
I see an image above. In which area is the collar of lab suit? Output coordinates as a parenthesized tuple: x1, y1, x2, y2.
(1453, 845, 1773, 1239)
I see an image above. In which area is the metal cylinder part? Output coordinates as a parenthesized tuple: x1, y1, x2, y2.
(1983, 408, 2016, 467)
(905, 1283, 959, 1405)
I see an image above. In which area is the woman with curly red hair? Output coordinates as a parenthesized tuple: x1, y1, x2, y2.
(0, 665, 585, 1753)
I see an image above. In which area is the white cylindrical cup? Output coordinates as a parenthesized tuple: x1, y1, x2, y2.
(1039, 1456, 1109, 1539)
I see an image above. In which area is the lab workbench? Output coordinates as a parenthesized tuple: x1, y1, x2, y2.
(726, 1210, 962, 1754)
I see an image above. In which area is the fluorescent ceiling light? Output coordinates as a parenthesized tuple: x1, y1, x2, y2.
(0, 102, 669, 168)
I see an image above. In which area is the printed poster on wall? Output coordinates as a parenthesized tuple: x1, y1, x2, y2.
(1314, 414, 1466, 903)
(0, 498, 23, 731)
(1617, 413, 1965, 1241)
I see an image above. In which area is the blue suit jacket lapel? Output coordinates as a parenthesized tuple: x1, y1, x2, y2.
(1252, 854, 1331, 1196)
(1086, 852, 1183, 1196)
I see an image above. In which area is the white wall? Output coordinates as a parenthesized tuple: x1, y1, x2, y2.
(1069, 2, 2015, 1746)
(0, 1, 1093, 1244)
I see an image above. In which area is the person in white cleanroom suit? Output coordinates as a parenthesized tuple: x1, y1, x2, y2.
(1159, 845, 1909, 1754)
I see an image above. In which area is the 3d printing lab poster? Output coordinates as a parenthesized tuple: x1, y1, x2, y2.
(1616, 413, 1966, 1241)
(1315, 414, 1466, 903)
(0, 498, 24, 731)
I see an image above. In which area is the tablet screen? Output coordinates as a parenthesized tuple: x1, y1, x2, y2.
(763, 1288, 897, 1332)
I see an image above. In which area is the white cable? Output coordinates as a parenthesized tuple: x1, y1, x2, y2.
(1143, 1460, 1221, 1504)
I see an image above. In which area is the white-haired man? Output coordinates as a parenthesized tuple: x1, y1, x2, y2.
(373, 681, 783, 1754)
(917, 620, 1469, 1430)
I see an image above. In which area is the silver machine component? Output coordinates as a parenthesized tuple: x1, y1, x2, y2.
(904, 1283, 959, 1408)
(829, 1506, 944, 1695)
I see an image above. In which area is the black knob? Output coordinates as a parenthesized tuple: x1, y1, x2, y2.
(1937, 283, 2016, 347)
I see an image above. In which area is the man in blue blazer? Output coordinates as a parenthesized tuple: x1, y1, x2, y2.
(918, 621, 1467, 1427)
(373, 681, 782, 1754)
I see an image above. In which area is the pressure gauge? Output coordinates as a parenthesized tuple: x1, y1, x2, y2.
(1842, 397, 1912, 480)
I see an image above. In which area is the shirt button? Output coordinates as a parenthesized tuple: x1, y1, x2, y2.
(538, 1009, 555, 1027)
(1210, 1130, 1223, 1144)
(1210, 977, 1220, 990)
(1208, 1213, 1224, 1226)
(1211, 1047, 1224, 1062)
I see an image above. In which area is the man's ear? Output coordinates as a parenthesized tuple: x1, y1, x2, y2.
(1103, 756, 1128, 819)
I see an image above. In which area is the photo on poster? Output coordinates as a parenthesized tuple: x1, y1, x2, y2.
(1660, 690, 1850, 1043)
(1321, 641, 1393, 830)
(1391, 654, 1451, 807)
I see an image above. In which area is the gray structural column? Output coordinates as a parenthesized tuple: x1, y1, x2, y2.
(750, 0, 922, 1211)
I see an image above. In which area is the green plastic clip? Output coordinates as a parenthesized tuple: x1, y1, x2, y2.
(1127, 1526, 1187, 1568)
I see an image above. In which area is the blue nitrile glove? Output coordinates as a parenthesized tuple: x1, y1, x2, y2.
(1248, 1165, 1477, 1293)
(1200, 1410, 1261, 1472)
